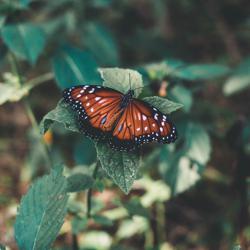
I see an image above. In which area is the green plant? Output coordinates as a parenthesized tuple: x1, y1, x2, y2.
(0, 1, 248, 249)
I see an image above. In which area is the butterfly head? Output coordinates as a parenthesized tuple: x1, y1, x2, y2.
(127, 89, 135, 97)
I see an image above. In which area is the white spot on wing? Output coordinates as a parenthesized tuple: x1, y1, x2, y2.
(86, 102, 90, 107)
(90, 108, 94, 112)
(136, 127, 140, 131)
(160, 127, 163, 132)
(145, 126, 148, 131)
(142, 115, 147, 121)
(76, 94, 81, 98)
(95, 97, 101, 101)
(89, 88, 95, 93)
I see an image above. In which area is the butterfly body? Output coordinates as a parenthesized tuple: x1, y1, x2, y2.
(63, 85, 177, 151)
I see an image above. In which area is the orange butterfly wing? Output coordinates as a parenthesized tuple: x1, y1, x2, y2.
(64, 85, 177, 151)
(63, 85, 123, 139)
(110, 99, 177, 150)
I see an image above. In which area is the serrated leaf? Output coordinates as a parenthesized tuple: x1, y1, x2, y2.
(95, 142, 140, 194)
(174, 63, 230, 80)
(14, 168, 69, 250)
(40, 100, 140, 194)
(143, 96, 183, 114)
(52, 45, 101, 89)
(67, 173, 94, 192)
(99, 68, 143, 97)
(84, 23, 120, 66)
(40, 99, 80, 134)
(1, 23, 46, 65)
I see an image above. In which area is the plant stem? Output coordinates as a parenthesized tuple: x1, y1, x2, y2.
(8, 53, 53, 166)
(26, 72, 54, 88)
(72, 234, 79, 250)
(86, 161, 100, 218)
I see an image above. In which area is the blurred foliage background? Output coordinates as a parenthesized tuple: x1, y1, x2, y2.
(0, 0, 250, 249)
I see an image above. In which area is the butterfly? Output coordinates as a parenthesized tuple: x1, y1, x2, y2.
(63, 85, 177, 151)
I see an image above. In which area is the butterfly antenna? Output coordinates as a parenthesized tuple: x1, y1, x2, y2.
(129, 73, 132, 90)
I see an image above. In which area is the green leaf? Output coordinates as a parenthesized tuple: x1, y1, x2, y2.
(99, 68, 143, 97)
(52, 45, 101, 89)
(0, 245, 6, 250)
(223, 75, 250, 96)
(169, 85, 193, 112)
(223, 57, 250, 96)
(174, 156, 202, 195)
(142, 60, 230, 81)
(185, 123, 211, 165)
(136, 176, 171, 206)
(84, 23, 120, 66)
(74, 137, 97, 165)
(124, 198, 150, 218)
(143, 96, 183, 114)
(94, 179, 105, 192)
(81, 231, 112, 249)
(142, 59, 184, 80)
(40, 99, 140, 194)
(71, 216, 88, 235)
(20, 0, 31, 7)
(1, 23, 46, 65)
(95, 142, 141, 194)
(91, 0, 112, 8)
(117, 216, 148, 239)
(92, 215, 113, 226)
(40, 99, 80, 134)
(67, 173, 94, 192)
(0, 73, 32, 105)
(14, 168, 69, 250)
(174, 63, 230, 80)
(232, 245, 242, 250)
(0, 15, 6, 29)
(159, 122, 211, 195)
